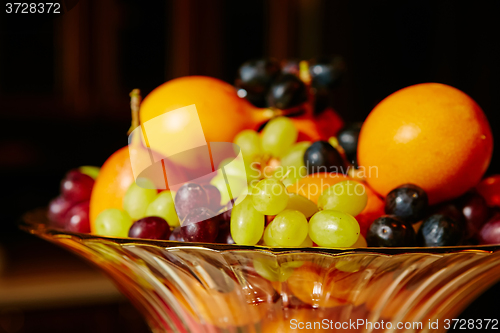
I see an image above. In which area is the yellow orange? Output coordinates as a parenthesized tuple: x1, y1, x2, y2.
(358, 83, 493, 204)
(89, 147, 134, 231)
(139, 76, 270, 146)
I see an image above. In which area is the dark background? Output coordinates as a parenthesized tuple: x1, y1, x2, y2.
(0, 0, 499, 332)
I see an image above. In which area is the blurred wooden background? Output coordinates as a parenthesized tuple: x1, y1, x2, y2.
(0, 0, 499, 332)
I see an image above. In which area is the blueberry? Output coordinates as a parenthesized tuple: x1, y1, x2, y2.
(417, 214, 464, 247)
(303, 141, 345, 175)
(385, 184, 428, 223)
(366, 215, 417, 247)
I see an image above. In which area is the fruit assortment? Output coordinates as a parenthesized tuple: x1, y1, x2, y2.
(46, 57, 500, 248)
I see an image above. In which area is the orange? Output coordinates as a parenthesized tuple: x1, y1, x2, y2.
(358, 83, 493, 205)
(139, 76, 342, 154)
(89, 147, 134, 231)
(139, 76, 271, 148)
(290, 116, 324, 142)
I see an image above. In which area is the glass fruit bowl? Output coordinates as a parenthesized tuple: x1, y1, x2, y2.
(22, 209, 500, 333)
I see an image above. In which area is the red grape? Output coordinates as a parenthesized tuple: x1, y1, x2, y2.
(169, 227, 184, 242)
(216, 227, 235, 244)
(479, 213, 500, 245)
(203, 184, 222, 211)
(60, 170, 94, 203)
(180, 207, 219, 242)
(174, 183, 208, 220)
(432, 202, 466, 225)
(460, 192, 491, 239)
(48, 196, 73, 228)
(65, 201, 90, 233)
(128, 216, 171, 240)
(218, 201, 233, 231)
(476, 175, 500, 207)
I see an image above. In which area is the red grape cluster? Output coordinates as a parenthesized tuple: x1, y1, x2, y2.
(48, 167, 97, 233)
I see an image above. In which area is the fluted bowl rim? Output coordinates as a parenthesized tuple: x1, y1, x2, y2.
(21, 208, 500, 255)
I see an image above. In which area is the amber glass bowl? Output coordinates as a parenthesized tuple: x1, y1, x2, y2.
(21, 209, 500, 333)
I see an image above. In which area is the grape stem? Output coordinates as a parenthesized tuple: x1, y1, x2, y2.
(280, 169, 291, 182)
(128, 89, 142, 135)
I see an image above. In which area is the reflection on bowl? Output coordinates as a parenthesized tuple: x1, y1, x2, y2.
(21, 209, 500, 333)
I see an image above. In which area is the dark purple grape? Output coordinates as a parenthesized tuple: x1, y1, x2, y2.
(169, 227, 184, 242)
(203, 184, 222, 211)
(459, 192, 491, 239)
(48, 196, 73, 228)
(366, 215, 416, 247)
(308, 56, 346, 114)
(129, 216, 171, 240)
(181, 207, 219, 243)
(337, 123, 362, 166)
(60, 170, 94, 203)
(432, 202, 466, 226)
(309, 56, 346, 91)
(215, 202, 233, 244)
(417, 214, 463, 247)
(385, 184, 429, 223)
(218, 201, 233, 231)
(174, 183, 208, 221)
(65, 201, 90, 233)
(216, 227, 235, 245)
(303, 141, 345, 175)
(235, 58, 281, 108)
(267, 74, 308, 109)
(479, 212, 500, 245)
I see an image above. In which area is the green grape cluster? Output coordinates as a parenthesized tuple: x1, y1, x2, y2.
(228, 117, 366, 250)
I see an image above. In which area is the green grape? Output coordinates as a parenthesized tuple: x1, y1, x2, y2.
(146, 191, 180, 227)
(218, 156, 260, 183)
(94, 209, 133, 238)
(234, 129, 263, 160)
(79, 165, 100, 179)
(268, 210, 308, 246)
(318, 180, 368, 216)
(123, 182, 157, 220)
(252, 178, 289, 215)
(286, 193, 318, 218)
(282, 177, 298, 187)
(253, 257, 294, 282)
(261, 117, 298, 158)
(210, 173, 248, 205)
(280, 141, 310, 179)
(218, 157, 246, 178)
(270, 166, 301, 186)
(245, 161, 261, 183)
(264, 221, 312, 248)
(309, 210, 360, 247)
(230, 196, 265, 245)
(263, 222, 279, 246)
